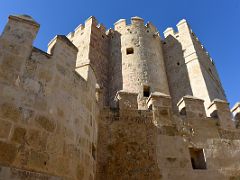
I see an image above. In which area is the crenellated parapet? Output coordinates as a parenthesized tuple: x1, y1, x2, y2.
(67, 16, 110, 106)
(115, 90, 138, 110)
(0, 14, 99, 180)
(67, 16, 107, 40)
(114, 16, 159, 35)
(208, 99, 235, 129)
(147, 92, 172, 126)
(1, 13, 240, 180)
(177, 95, 206, 118)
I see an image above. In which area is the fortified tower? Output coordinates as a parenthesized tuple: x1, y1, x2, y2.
(67, 17, 110, 106)
(109, 17, 169, 108)
(163, 19, 226, 113)
(1, 14, 240, 180)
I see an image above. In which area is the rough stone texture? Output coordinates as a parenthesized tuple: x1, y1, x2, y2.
(0, 15, 98, 180)
(109, 17, 169, 108)
(0, 14, 240, 180)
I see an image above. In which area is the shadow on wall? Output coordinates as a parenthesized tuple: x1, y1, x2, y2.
(163, 35, 193, 112)
(109, 31, 123, 108)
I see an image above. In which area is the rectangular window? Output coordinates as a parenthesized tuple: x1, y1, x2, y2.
(189, 148, 207, 170)
(126, 47, 134, 55)
(143, 86, 150, 97)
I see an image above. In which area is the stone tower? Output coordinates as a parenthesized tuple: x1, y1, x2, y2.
(109, 17, 169, 108)
(163, 19, 226, 113)
(0, 14, 240, 180)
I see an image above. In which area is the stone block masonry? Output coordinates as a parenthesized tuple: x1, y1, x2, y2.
(0, 14, 239, 180)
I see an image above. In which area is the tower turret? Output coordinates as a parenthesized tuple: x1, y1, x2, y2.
(163, 19, 227, 113)
(67, 16, 110, 106)
(109, 17, 169, 108)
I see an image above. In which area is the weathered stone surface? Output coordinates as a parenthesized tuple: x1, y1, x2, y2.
(0, 141, 17, 164)
(28, 150, 49, 170)
(0, 120, 12, 139)
(11, 126, 27, 144)
(35, 115, 56, 132)
(0, 165, 61, 180)
(0, 103, 22, 122)
(0, 14, 239, 180)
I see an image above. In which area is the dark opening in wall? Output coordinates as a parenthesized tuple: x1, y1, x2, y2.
(208, 68, 213, 75)
(126, 47, 134, 55)
(177, 62, 180, 66)
(92, 143, 96, 160)
(143, 86, 150, 97)
(189, 148, 207, 170)
(179, 107, 186, 115)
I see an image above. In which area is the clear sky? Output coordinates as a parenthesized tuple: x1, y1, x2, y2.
(0, 0, 239, 108)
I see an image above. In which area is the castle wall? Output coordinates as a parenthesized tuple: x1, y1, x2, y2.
(110, 17, 169, 108)
(97, 94, 240, 180)
(68, 17, 110, 106)
(0, 15, 99, 180)
(1, 14, 240, 180)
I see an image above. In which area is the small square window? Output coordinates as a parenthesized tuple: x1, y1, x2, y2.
(143, 86, 150, 97)
(126, 47, 134, 55)
(189, 148, 207, 170)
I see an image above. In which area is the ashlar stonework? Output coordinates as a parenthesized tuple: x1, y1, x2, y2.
(0, 14, 239, 180)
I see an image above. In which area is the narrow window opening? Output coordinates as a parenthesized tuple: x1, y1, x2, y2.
(126, 47, 134, 55)
(92, 143, 96, 160)
(177, 62, 180, 66)
(143, 86, 150, 97)
(189, 148, 207, 170)
(208, 68, 213, 75)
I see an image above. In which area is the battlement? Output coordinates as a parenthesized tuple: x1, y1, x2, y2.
(163, 19, 189, 38)
(0, 14, 239, 180)
(0, 14, 100, 180)
(163, 19, 215, 62)
(114, 16, 159, 34)
(67, 16, 108, 41)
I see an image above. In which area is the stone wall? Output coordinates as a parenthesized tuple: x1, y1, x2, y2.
(0, 15, 99, 180)
(1, 14, 240, 180)
(163, 28, 193, 113)
(68, 16, 110, 106)
(97, 93, 240, 180)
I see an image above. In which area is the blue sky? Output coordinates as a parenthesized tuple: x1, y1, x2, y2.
(0, 0, 239, 107)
